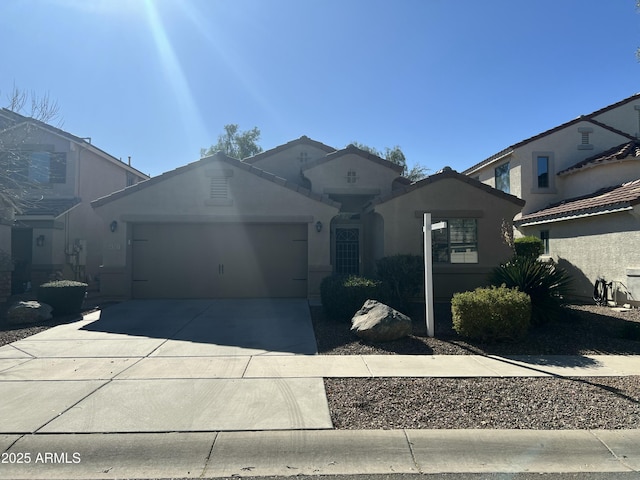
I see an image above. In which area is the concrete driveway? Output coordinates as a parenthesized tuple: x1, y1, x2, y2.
(0, 299, 332, 433)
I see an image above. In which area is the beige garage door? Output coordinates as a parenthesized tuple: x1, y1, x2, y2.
(132, 223, 308, 299)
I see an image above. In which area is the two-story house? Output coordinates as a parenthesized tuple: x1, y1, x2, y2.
(0, 109, 149, 296)
(463, 93, 640, 303)
(92, 136, 523, 302)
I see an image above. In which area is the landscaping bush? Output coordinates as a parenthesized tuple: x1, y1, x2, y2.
(320, 275, 383, 321)
(375, 254, 423, 312)
(514, 236, 544, 259)
(37, 280, 88, 315)
(451, 286, 531, 342)
(489, 256, 572, 325)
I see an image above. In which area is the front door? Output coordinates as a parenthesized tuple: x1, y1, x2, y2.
(335, 227, 360, 275)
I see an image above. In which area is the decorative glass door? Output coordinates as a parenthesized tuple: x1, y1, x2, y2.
(335, 227, 360, 275)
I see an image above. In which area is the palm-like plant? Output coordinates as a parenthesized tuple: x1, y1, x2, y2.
(489, 256, 572, 325)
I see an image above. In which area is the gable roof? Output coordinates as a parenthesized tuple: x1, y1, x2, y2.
(243, 135, 336, 164)
(91, 151, 341, 209)
(0, 108, 149, 179)
(372, 167, 525, 206)
(463, 92, 640, 175)
(557, 139, 640, 176)
(516, 178, 640, 226)
(301, 144, 405, 174)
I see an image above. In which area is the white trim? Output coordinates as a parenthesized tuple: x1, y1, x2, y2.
(518, 206, 633, 226)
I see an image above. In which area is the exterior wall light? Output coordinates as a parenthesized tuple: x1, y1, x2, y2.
(110, 220, 118, 233)
(36, 235, 45, 247)
(315, 221, 323, 233)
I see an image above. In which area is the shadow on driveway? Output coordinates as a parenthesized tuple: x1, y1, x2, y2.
(80, 299, 318, 355)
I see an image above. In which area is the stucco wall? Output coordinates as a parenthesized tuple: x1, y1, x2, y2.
(520, 209, 640, 302)
(93, 158, 340, 299)
(304, 154, 400, 198)
(373, 177, 522, 299)
(249, 145, 331, 184)
(472, 120, 632, 215)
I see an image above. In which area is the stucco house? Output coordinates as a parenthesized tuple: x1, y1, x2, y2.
(463, 93, 640, 303)
(0, 108, 149, 295)
(91, 136, 523, 302)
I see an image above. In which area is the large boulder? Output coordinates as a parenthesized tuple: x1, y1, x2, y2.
(350, 299, 412, 342)
(7, 301, 53, 325)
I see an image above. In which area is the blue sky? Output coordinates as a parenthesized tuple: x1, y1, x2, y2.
(1, 0, 639, 178)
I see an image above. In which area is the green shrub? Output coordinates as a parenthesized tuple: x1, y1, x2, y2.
(489, 256, 572, 325)
(37, 280, 88, 315)
(320, 275, 383, 321)
(375, 254, 423, 312)
(451, 286, 531, 342)
(514, 236, 544, 259)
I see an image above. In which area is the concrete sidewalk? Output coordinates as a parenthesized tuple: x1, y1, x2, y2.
(1, 301, 639, 478)
(1, 429, 639, 478)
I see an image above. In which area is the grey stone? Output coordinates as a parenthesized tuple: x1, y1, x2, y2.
(7, 301, 53, 324)
(350, 300, 412, 342)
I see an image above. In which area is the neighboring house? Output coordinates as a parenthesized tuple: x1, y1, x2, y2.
(0, 108, 149, 294)
(92, 136, 523, 302)
(463, 93, 640, 303)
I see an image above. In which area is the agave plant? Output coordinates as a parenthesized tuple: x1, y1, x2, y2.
(489, 256, 572, 325)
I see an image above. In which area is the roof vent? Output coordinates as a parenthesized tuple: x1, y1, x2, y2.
(437, 166, 453, 173)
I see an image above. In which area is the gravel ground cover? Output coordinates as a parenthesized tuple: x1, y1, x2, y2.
(314, 302, 640, 430)
(311, 303, 640, 356)
(2, 298, 639, 431)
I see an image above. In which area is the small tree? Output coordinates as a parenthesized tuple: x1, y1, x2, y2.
(201, 124, 263, 159)
(349, 142, 428, 181)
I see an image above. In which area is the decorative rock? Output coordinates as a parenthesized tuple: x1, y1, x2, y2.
(7, 301, 53, 324)
(350, 299, 412, 342)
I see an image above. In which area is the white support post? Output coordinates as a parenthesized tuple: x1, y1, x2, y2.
(423, 213, 435, 337)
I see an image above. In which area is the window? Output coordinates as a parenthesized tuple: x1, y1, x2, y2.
(540, 230, 550, 254)
(432, 219, 478, 264)
(298, 151, 308, 163)
(2, 151, 66, 184)
(346, 170, 357, 184)
(537, 156, 549, 188)
(494, 162, 510, 193)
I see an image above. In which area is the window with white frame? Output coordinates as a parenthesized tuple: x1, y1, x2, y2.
(432, 219, 478, 264)
(346, 170, 357, 184)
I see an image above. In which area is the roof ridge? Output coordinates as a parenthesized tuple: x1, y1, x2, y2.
(463, 92, 640, 175)
(92, 152, 341, 209)
(243, 135, 336, 164)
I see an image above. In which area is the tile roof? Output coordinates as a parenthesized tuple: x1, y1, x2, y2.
(463, 92, 640, 175)
(516, 179, 640, 226)
(243, 136, 336, 164)
(17, 197, 81, 218)
(372, 167, 525, 207)
(301, 144, 405, 174)
(557, 140, 640, 176)
(91, 152, 341, 209)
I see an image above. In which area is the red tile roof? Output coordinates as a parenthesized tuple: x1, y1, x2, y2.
(516, 179, 640, 225)
(557, 140, 640, 176)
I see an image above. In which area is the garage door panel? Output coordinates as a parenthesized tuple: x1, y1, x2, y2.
(132, 223, 307, 299)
